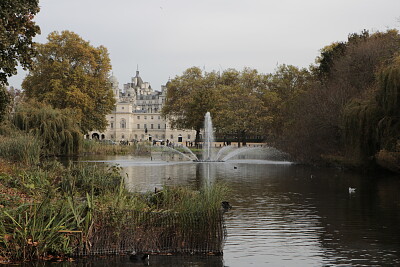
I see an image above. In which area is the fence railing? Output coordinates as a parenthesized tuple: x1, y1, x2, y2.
(71, 209, 226, 256)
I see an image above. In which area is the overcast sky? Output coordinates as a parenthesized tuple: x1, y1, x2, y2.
(8, 0, 400, 91)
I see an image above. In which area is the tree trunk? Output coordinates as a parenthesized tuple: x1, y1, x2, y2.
(195, 128, 201, 148)
(242, 130, 247, 146)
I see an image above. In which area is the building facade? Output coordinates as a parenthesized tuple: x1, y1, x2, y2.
(89, 71, 195, 145)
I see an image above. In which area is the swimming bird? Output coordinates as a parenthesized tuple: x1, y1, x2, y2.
(348, 187, 356, 194)
(129, 251, 149, 262)
(222, 201, 232, 211)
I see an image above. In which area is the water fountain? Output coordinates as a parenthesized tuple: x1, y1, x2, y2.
(202, 112, 216, 161)
(150, 112, 288, 163)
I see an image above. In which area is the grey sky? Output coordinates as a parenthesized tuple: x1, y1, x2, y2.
(8, 0, 400, 91)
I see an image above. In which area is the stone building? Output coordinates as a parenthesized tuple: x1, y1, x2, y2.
(89, 70, 195, 145)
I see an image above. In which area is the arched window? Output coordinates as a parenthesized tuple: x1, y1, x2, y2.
(120, 119, 126, 129)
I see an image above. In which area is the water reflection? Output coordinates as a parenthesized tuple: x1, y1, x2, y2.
(77, 155, 400, 266)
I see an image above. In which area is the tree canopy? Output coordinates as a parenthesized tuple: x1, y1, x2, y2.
(13, 100, 82, 155)
(22, 31, 115, 133)
(271, 29, 400, 166)
(0, 0, 41, 85)
(162, 67, 219, 142)
(162, 67, 271, 145)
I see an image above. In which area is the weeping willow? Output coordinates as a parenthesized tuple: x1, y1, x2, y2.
(342, 90, 382, 162)
(342, 55, 400, 164)
(377, 56, 400, 151)
(13, 100, 82, 155)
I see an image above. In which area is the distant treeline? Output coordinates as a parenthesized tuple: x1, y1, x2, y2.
(163, 29, 400, 171)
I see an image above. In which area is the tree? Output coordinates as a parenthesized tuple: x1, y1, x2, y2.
(266, 64, 313, 139)
(213, 68, 270, 146)
(0, 86, 11, 123)
(22, 31, 115, 133)
(13, 100, 82, 155)
(214, 84, 268, 147)
(0, 0, 41, 85)
(162, 67, 219, 143)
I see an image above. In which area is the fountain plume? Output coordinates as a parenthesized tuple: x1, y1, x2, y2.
(202, 112, 215, 161)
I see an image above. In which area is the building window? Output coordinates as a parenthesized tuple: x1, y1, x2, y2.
(141, 134, 144, 139)
(111, 134, 114, 139)
(178, 135, 183, 142)
(170, 134, 173, 139)
(158, 116, 161, 120)
(144, 116, 147, 119)
(151, 116, 153, 120)
(165, 124, 167, 129)
(137, 124, 140, 129)
(162, 134, 165, 139)
(120, 119, 126, 129)
(134, 134, 137, 139)
(188, 134, 191, 140)
(144, 124, 147, 129)
(137, 116, 140, 119)
(155, 134, 158, 139)
(158, 124, 160, 129)
(110, 122, 114, 129)
(121, 134, 125, 139)
(151, 124, 153, 129)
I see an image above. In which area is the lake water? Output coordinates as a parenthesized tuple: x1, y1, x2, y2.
(71, 153, 400, 267)
(17, 153, 400, 267)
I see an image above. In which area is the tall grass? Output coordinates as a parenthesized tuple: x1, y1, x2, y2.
(0, 134, 41, 165)
(158, 183, 229, 213)
(82, 140, 134, 155)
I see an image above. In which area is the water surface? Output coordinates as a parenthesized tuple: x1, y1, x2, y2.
(77, 154, 400, 266)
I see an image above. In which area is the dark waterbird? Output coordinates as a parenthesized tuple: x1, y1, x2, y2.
(129, 251, 149, 262)
(222, 201, 232, 211)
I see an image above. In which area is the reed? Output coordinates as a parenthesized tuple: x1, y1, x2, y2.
(0, 133, 41, 165)
(82, 140, 135, 155)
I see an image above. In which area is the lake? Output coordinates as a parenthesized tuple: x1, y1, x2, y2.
(69, 153, 400, 267)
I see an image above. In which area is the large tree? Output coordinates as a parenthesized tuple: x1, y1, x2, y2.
(13, 100, 82, 155)
(0, 0, 40, 85)
(213, 68, 270, 146)
(162, 67, 219, 143)
(22, 31, 115, 133)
